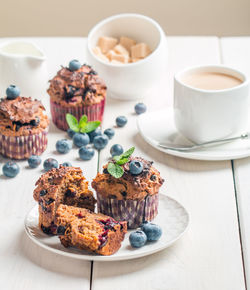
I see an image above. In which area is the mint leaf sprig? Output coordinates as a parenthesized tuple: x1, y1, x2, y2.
(66, 113, 101, 133)
(107, 147, 135, 178)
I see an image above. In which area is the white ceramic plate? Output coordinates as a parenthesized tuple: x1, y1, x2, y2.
(137, 108, 250, 161)
(24, 194, 189, 261)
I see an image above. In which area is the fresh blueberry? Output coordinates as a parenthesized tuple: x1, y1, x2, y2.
(93, 134, 109, 150)
(104, 128, 115, 139)
(135, 103, 147, 115)
(2, 161, 20, 178)
(129, 160, 143, 175)
(62, 161, 72, 167)
(141, 222, 162, 242)
(129, 230, 147, 248)
(6, 85, 20, 100)
(79, 146, 95, 160)
(28, 155, 42, 168)
(73, 133, 90, 147)
(43, 158, 59, 172)
(88, 128, 102, 143)
(116, 116, 127, 127)
(67, 128, 76, 139)
(110, 144, 124, 157)
(56, 139, 72, 154)
(69, 59, 81, 71)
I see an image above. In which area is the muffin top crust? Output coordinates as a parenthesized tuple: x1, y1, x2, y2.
(0, 96, 49, 136)
(92, 156, 164, 200)
(34, 165, 91, 200)
(48, 64, 107, 107)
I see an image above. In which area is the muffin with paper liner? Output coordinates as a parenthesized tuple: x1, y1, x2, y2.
(0, 86, 49, 159)
(92, 147, 164, 228)
(48, 60, 106, 131)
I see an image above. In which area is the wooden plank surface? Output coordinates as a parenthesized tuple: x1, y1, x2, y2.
(0, 38, 94, 290)
(0, 37, 247, 290)
(220, 36, 250, 287)
(92, 37, 246, 290)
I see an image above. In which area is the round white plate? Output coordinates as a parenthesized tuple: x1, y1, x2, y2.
(137, 108, 250, 161)
(24, 194, 189, 261)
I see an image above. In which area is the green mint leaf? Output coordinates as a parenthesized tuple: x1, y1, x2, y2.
(107, 163, 124, 178)
(79, 115, 88, 128)
(113, 156, 121, 162)
(66, 113, 79, 132)
(79, 125, 87, 133)
(115, 157, 129, 165)
(84, 121, 101, 133)
(120, 147, 135, 159)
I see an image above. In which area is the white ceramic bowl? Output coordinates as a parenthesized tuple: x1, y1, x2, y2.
(86, 13, 167, 100)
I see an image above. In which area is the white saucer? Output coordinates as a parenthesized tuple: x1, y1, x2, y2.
(24, 194, 189, 262)
(137, 108, 250, 161)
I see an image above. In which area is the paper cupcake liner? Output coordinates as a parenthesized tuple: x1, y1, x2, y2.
(50, 99, 106, 131)
(0, 128, 48, 159)
(97, 193, 159, 229)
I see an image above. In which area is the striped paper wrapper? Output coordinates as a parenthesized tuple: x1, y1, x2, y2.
(0, 128, 48, 160)
(97, 193, 159, 229)
(50, 99, 106, 131)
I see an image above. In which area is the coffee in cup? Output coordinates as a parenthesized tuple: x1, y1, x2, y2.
(181, 71, 243, 90)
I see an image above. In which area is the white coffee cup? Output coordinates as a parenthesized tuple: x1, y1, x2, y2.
(174, 65, 249, 144)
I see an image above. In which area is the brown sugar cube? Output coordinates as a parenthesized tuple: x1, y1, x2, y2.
(93, 46, 102, 55)
(106, 50, 115, 61)
(114, 44, 129, 56)
(98, 36, 118, 54)
(131, 43, 151, 59)
(131, 58, 141, 63)
(119, 36, 136, 52)
(92, 46, 109, 62)
(106, 50, 129, 63)
(111, 60, 123, 64)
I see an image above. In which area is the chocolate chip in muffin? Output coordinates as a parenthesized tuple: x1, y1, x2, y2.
(65, 189, 76, 198)
(45, 198, 55, 205)
(40, 189, 47, 196)
(39, 201, 50, 213)
(41, 224, 52, 235)
(30, 116, 40, 126)
(108, 194, 117, 199)
(88, 69, 97, 75)
(41, 223, 57, 235)
(57, 225, 66, 235)
(82, 88, 90, 100)
(13, 121, 22, 131)
(150, 174, 157, 181)
(121, 191, 127, 198)
(64, 85, 78, 101)
(48, 177, 54, 184)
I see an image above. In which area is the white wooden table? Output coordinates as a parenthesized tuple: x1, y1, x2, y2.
(0, 36, 250, 290)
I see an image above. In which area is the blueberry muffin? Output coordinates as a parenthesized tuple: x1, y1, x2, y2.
(33, 165, 96, 235)
(92, 156, 164, 228)
(0, 87, 49, 159)
(56, 204, 127, 255)
(48, 60, 106, 131)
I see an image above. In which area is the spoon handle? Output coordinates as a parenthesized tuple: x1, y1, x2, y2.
(158, 133, 250, 151)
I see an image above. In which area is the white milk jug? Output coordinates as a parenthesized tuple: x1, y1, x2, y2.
(0, 41, 48, 99)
